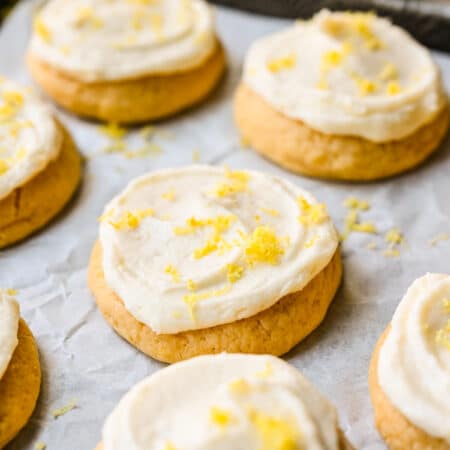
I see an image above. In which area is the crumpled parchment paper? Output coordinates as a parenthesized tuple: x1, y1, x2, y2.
(1, 3, 450, 449)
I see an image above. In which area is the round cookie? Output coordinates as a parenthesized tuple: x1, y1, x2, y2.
(27, 0, 226, 123)
(89, 166, 342, 362)
(94, 354, 353, 450)
(369, 273, 450, 449)
(369, 328, 449, 450)
(0, 124, 81, 248)
(89, 241, 342, 363)
(0, 319, 41, 448)
(234, 10, 449, 181)
(235, 84, 449, 181)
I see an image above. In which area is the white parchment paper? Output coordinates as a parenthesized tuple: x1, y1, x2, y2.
(1, 3, 449, 449)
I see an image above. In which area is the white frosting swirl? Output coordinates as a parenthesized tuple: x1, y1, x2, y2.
(0, 290, 20, 381)
(102, 354, 341, 450)
(243, 10, 445, 142)
(99, 165, 338, 334)
(0, 78, 61, 201)
(29, 0, 217, 82)
(378, 273, 450, 443)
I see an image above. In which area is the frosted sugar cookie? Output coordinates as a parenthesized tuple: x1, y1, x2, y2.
(0, 289, 41, 448)
(234, 10, 448, 181)
(27, 0, 226, 123)
(0, 77, 81, 248)
(88, 165, 342, 363)
(94, 353, 353, 450)
(369, 274, 450, 449)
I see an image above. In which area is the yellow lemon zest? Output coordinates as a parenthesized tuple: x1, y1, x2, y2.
(386, 81, 402, 96)
(52, 399, 77, 419)
(304, 235, 319, 248)
(343, 197, 370, 211)
(267, 54, 297, 73)
(34, 16, 52, 43)
(210, 407, 234, 428)
(35, 443, 46, 450)
(75, 6, 104, 28)
(298, 197, 327, 226)
(98, 122, 127, 140)
(379, 63, 398, 81)
(257, 362, 273, 378)
(102, 208, 154, 230)
(240, 226, 285, 266)
(164, 265, 181, 283)
(192, 149, 200, 162)
(0, 159, 8, 176)
(385, 228, 404, 245)
(226, 264, 244, 283)
(162, 189, 176, 201)
(248, 409, 300, 450)
(214, 168, 250, 198)
(186, 279, 197, 291)
(164, 442, 178, 450)
(183, 285, 231, 322)
(261, 207, 279, 217)
(429, 233, 449, 247)
(229, 378, 251, 394)
(6, 288, 17, 296)
(435, 319, 450, 350)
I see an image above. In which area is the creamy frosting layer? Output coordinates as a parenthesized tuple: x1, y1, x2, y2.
(29, 0, 217, 82)
(243, 10, 446, 142)
(0, 290, 20, 380)
(0, 78, 61, 201)
(103, 354, 341, 450)
(99, 165, 338, 334)
(378, 273, 450, 443)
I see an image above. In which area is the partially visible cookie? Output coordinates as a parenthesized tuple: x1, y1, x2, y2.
(235, 10, 448, 181)
(89, 165, 342, 362)
(369, 274, 450, 449)
(95, 354, 353, 450)
(0, 78, 81, 248)
(235, 84, 448, 181)
(0, 292, 41, 448)
(27, 0, 226, 123)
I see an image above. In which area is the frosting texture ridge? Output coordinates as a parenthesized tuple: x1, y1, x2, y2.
(0, 78, 61, 201)
(243, 10, 445, 142)
(29, 0, 217, 82)
(102, 354, 341, 450)
(378, 273, 450, 443)
(99, 165, 339, 334)
(0, 290, 20, 380)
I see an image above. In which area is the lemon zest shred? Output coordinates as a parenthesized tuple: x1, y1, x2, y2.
(267, 54, 297, 73)
(226, 264, 244, 283)
(183, 285, 231, 322)
(229, 378, 251, 394)
(34, 16, 52, 43)
(164, 265, 181, 283)
(240, 226, 284, 266)
(210, 407, 234, 428)
(248, 409, 300, 450)
(52, 399, 77, 419)
(298, 197, 327, 226)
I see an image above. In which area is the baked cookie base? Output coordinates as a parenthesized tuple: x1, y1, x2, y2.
(0, 319, 41, 448)
(27, 41, 226, 124)
(0, 123, 81, 248)
(369, 327, 450, 450)
(234, 84, 449, 181)
(88, 241, 342, 363)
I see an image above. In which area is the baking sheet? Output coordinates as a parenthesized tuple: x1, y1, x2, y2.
(1, 3, 450, 449)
